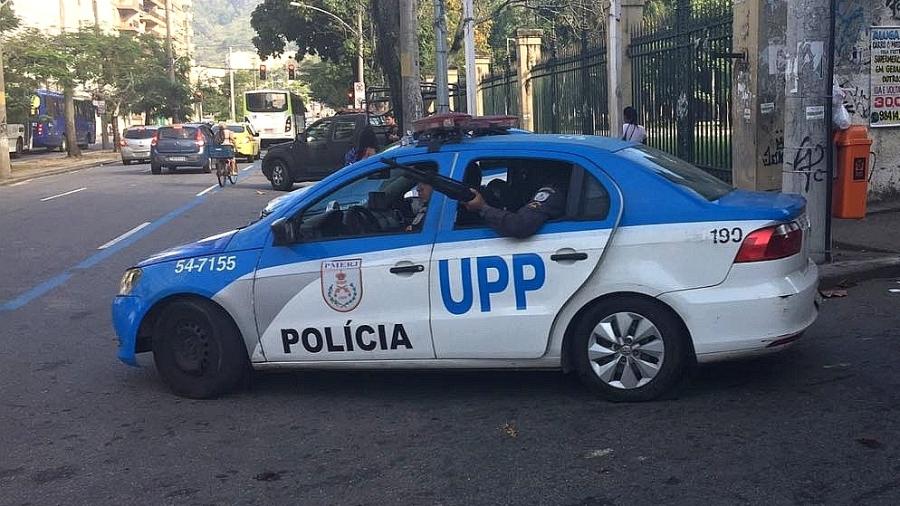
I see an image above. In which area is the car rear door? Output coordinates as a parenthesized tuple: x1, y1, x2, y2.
(328, 118, 358, 170)
(295, 119, 332, 177)
(429, 150, 622, 359)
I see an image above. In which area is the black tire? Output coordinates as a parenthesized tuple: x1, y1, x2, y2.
(169, 165, 177, 172)
(202, 159, 212, 174)
(123, 159, 131, 166)
(216, 162, 226, 187)
(269, 159, 293, 191)
(150, 162, 161, 174)
(58, 137, 68, 153)
(152, 299, 249, 399)
(254, 151, 261, 161)
(571, 296, 689, 402)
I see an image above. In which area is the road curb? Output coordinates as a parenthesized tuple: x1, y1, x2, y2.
(0, 158, 120, 187)
(819, 255, 900, 286)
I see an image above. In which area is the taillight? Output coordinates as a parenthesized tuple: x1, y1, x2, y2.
(195, 129, 205, 148)
(285, 116, 292, 133)
(150, 133, 158, 147)
(36, 123, 44, 135)
(735, 222, 803, 263)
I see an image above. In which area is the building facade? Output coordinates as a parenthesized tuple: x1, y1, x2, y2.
(10, 0, 193, 57)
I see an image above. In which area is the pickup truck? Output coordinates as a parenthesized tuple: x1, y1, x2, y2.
(7, 124, 26, 158)
(261, 112, 390, 191)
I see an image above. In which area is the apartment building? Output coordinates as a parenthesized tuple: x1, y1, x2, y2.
(10, 0, 194, 56)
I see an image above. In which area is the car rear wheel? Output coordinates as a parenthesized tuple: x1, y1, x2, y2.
(269, 160, 293, 191)
(12, 138, 23, 158)
(152, 299, 249, 399)
(150, 162, 161, 174)
(202, 159, 212, 174)
(572, 296, 689, 402)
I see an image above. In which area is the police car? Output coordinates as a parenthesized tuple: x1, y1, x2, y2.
(113, 114, 819, 401)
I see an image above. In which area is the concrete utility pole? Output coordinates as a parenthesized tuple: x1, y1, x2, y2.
(782, 0, 833, 262)
(432, 0, 450, 113)
(607, 0, 622, 135)
(228, 47, 236, 122)
(58, 0, 66, 32)
(462, 0, 476, 114)
(0, 9, 11, 181)
(398, 0, 423, 131)
(165, 0, 176, 83)
(356, 5, 365, 95)
(93, 0, 111, 150)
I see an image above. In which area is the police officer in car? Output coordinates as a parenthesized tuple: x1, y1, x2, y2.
(462, 179, 566, 238)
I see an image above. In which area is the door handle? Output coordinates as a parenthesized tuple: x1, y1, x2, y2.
(550, 252, 588, 262)
(390, 264, 424, 274)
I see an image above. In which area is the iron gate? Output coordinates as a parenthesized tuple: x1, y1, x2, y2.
(629, 0, 733, 182)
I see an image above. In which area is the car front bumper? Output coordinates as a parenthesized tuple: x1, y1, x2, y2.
(659, 258, 820, 363)
(112, 295, 147, 366)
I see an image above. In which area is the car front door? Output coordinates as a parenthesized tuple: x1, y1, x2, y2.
(253, 153, 453, 362)
(429, 151, 622, 359)
(328, 118, 358, 171)
(293, 119, 332, 177)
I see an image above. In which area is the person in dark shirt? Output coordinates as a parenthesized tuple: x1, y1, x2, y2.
(356, 124, 379, 160)
(406, 182, 433, 232)
(462, 183, 566, 238)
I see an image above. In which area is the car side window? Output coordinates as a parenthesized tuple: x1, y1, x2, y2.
(332, 121, 356, 141)
(306, 120, 332, 142)
(290, 162, 439, 242)
(454, 157, 610, 229)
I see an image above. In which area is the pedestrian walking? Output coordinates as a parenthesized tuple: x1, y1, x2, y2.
(621, 106, 646, 143)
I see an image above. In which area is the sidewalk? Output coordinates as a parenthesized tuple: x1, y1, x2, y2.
(0, 149, 120, 186)
(821, 199, 900, 286)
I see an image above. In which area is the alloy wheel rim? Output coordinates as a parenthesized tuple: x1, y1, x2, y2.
(587, 312, 665, 389)
(272, 165, 284, 185)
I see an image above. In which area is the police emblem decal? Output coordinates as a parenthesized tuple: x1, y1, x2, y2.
(321, 259, 363, 312)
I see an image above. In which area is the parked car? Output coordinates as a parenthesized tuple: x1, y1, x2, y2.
(120, 126, 158, 165)
(6, 123, 25, 158)
(212, 122, 260, 162)
(150, 124, 214, 174)
(261, 112, 388, 191)
(113, 114, 819, 401)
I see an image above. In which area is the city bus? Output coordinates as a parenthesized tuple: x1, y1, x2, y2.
(242, 89, 306, 147)
(29, 90, 97, 151)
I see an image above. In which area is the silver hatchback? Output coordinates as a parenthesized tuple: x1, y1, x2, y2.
(120, 126, 158, 165)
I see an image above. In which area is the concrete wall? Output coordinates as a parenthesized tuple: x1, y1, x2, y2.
(835, 1, 900, 201)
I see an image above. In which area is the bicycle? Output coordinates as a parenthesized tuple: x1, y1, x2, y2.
(209, 145, 236, 187)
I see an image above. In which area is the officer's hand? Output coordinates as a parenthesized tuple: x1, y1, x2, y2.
(462, 189, 486, 211)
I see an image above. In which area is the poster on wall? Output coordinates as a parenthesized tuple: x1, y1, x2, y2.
(870, 27, 900, 127)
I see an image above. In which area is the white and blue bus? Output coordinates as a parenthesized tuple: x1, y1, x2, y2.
(242, 89, 306, 147)
(30, 90, 97, 151)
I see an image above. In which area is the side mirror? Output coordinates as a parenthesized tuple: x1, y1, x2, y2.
(271, 217, 298, 246)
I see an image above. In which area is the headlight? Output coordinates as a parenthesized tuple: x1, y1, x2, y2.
(119, 268, 142, 296)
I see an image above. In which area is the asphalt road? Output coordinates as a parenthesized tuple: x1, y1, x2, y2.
(1, 161, 899, 505)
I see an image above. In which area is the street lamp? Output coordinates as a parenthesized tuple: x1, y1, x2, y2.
(289, 1, 365, 104)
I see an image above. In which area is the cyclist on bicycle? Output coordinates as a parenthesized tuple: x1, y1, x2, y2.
(215, 122, 237, 176)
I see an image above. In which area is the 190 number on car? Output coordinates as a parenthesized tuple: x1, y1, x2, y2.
(710, 227, 743, 244)
(174, 256, 237, 274)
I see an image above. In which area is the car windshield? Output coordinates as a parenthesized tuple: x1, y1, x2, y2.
(124, 128, 156, 139)
(618, 145, 733, 201)
(246, 92, 288, 113)
(227, 125, 245, 133)
(158, 127, 198, 140)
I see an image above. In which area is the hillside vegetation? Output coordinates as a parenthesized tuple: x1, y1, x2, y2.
(191, 0, 261, 66)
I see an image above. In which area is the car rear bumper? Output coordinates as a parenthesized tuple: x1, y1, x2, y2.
(658, 257, 819, 363)
(153, 153, 207, 166)
(121, 147, 151, 160)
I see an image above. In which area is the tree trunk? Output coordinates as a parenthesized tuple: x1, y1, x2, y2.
(111, 108, 121, 153)
(64, 86, 82, 158)
(372, 0, 410, 131)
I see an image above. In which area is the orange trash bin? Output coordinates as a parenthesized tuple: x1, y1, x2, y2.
(833, 125, 872, 219)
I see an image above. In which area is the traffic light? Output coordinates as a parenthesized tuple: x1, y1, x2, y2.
(259, 64, 267, 80)
(287, 63, 296, 80)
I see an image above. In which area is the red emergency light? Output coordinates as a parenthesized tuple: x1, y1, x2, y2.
(412, 112, 472, 135)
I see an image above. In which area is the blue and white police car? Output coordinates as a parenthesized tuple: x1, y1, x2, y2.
(113, 114, 819, 401)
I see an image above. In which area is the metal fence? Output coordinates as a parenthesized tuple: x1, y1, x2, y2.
(629, 0, 733, 181)
(481, 69, 519, 117)
(531, 40, 610, 136)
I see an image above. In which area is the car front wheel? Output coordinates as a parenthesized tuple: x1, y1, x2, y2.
(269, 160, 293, 191)
(152, 299, 249, 399)
(572, 296, 689, 402)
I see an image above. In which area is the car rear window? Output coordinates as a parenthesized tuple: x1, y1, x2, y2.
(227, 125, 245, 133)
(124, 128, 156, 139)
(158, 127, 198, 139)
(618, 145, 733, 201)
